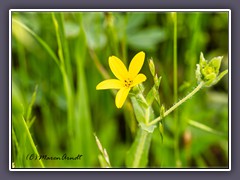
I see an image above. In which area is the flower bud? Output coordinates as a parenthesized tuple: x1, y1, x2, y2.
(148, 58, 155, 77)
(195, 52, 228, 87)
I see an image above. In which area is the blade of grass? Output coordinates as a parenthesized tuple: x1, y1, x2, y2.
(16, 39, 27, 79)
(12, 19, 60, 67)
(73, 13, 96, 166)
(186, 13, 202, 82)
(188, 119, 227, 137)
(94, 133, 111, 168)
(172, 12, 181, 167)
(89, 48, 110, 80)
(21, 115, 45, 168)
(52, 13, 73, 85)
(26, 85, 38, 123)
(105, 13, 120, 58)
(52, 12, 74, 139)
(13, 115, 45, 168)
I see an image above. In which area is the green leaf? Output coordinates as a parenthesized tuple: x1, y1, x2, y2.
(153, 87, 160, 105)
(127, 27, 166, 51)
(157, 104, 165, 142)
(158, 122, 164, 142)
(195, 64, 202, 83)
(188, 119, 226, 137)
(146, 86, 155, 106)
(199, 52, 207, 67)
(52, 13, 72, 83)
(12, 115, 45, 168)
(214, 69, 228, 85)
(131, 97, 146, 123)
(126, 128, 152, 168)
(209, 56, 223, 74)
(82, 13, 107, 49)
(146, 77, 161, 106)
(12, 19, 60, 66)
(64, 21, 80, 38)
(26, 85, 38, 123)
(73, 13, 96, 166)
(139, 122, 156, 133)
(126, 13, 146, 32)
(12, 82, 24, 116)
(154, 75, 162, 89)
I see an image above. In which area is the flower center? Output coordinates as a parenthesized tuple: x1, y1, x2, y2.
(206, 66, 214, 74)
(124, 78, 133, 88)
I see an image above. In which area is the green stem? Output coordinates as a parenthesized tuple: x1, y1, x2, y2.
(148, 82, 204, 126)
(126, 128, 152, 168)
(121, 13, 128, 63)
(21, 116, 45, 168)
(188, 119, 227, 137)
(173, 12, 180, 167)
(12, 19, 60, 67)
(52, 13, 74, 138)
(173, 12, 178, 104)
(60, 67, 74, 137)
(105, 13, 119, 58)
(12, 127, 20, 153)
(132, 130, 148, 167)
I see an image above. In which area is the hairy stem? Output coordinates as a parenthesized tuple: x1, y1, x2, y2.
(148, 82, 204, 126)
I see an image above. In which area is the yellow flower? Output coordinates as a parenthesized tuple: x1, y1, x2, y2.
(96, 51, 147, 108)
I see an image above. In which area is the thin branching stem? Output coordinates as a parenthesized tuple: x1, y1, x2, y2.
(148, 82, 204, 126)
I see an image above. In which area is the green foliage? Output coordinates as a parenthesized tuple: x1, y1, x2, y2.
(11, 11, 229, 168)
(126, 128, 152, 168)
(127, 27, 166, 51)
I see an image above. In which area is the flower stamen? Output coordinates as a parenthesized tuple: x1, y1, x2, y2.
(123, 78, 133, 88)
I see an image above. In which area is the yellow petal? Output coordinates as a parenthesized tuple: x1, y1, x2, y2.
(129, 51, 145, 78)
(109, 56, 128, 80)
(96, 79, 123, 90)
(130, 73, 147, 87)
(115, 87, 130, 108)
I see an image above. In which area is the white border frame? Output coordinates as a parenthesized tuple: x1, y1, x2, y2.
(9, 9, 231, 171)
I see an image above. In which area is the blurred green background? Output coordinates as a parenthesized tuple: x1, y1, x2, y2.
(11, 11, 229, 168)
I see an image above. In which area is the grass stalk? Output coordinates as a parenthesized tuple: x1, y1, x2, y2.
(105, 13, 120, 58)
(21, 116, 45, 168)
(172, 12, 181, 167)
(52, 13, 74, 138)
(188, 119, 227, 137)
(121, 14, 128, 63)
(72, 13, 96, 166)
(12, 19, 60, 67)
(12, 127, 20, 154)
